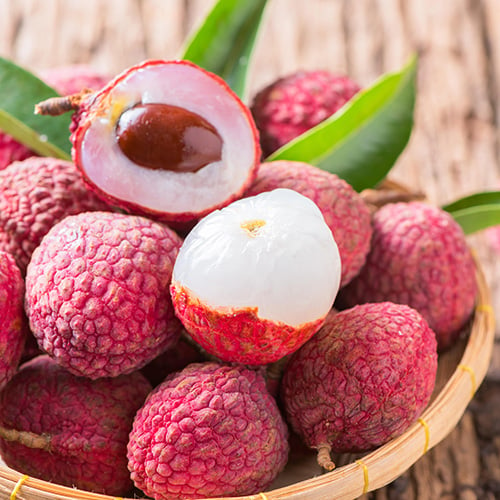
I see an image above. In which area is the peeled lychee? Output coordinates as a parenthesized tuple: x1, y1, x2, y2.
(281, 302, 438, 470)
(250, 70, 361, 156)
(339, 201, 477, 351)
(127, 362, 289, 499)
(37, 59, 261, 223)
(0, 250, 27, 389)
(25, 211, 183, 379)
(170, 188, 341, 365)
(0, 156, 113, 275)
(245, 160, 372, 286)
(0, 355, 152, 495)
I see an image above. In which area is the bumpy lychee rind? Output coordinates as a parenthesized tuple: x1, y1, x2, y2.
(251, 70, 360, 156)
(339, 202, 477, 351)
(71, 59, 261, 223)
(245, 160, 372, 286)
(0, 157, 113, 275)
(171, 282, 325, 365)
(0, 251, 27, 389)
(25, 211, 184, 379)
(0, 355, 152, 495)
(282, 302, 438, 455)
(0, 133, 35, 171)
(127, 362, 289, 500)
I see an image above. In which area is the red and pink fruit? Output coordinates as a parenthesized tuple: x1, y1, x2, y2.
(339, 201, 477, 351)
(281, 302, 438, 470)
(245, 160, 372, 286)
(128, 362, 289, 499)
(0, 156, 113, 275)
(0, 250, 27, 389)
(170, 188, 342, 365)
(0, 355, 152, 496)
(25, 211, 183, 379)
(250, 70, 361, 156)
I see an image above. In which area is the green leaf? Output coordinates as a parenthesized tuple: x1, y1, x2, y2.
(0, 57, 72, 159)
(267, 55, 418, 192)
(442, 191, 500, 234)
(181, 0, 268, 99)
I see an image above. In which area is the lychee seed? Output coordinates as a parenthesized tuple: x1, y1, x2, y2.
(171, 188, 342, 365)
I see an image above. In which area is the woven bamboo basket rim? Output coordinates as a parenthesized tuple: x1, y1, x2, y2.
(0, 181, 495, 500)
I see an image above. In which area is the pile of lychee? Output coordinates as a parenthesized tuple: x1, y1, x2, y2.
(0, 59, 477, 500)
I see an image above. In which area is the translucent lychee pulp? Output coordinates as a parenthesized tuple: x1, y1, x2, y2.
(172, 188, 342, 326)
(78, 61, 258, 214)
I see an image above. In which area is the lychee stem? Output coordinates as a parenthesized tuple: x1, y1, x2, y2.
(34, 89, 94, 116)
(317, 443, 335, 471)
(0, 426, 51, 451)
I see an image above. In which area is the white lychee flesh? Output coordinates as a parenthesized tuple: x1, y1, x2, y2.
(77, 60, 259, 216)
(172, 188, 341, 326)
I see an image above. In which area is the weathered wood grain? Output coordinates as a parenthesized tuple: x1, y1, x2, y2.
(0, 0, 499, 498)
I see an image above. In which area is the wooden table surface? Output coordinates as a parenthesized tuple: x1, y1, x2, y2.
(1, 1, 500, 499)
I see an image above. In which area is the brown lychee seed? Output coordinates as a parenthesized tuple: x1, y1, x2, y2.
(25, 211, 184, 379)
(127, 362, 289, 499)
(339, 201, 477, 351)
(0, 250, 27, 389)
(281, 302, 438, 471)
(245, 160, 372, 286)
(0, 156, 113, 275)
(0, 355, 152, 495)
(170, 188, 342, 365)
(38, 59, 261, 223)
(250, 70, 361, 156)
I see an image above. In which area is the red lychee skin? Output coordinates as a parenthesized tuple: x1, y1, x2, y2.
(70, 59, 261, 223)
(281, 302, 438, 456)
(251, 70, 361, 156)
(25, 211, 184, 379)
(245, 160, 372, 286)
(170, 282, 325, 365)
(38, 64, 110, 96)
(0, 355, 152, 496)
(0, 133, 35, 171)
(127, 362, 289, 500)
(0, 251, 27, 389)
(0, 157, 113, 275)
(339, 202, 477, 351)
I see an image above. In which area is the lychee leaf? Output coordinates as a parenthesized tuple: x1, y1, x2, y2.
(180, 0, 268, 100)
(0, 57, 72, 159)
(267, 55, 418, 192)
(0, 109, 70, 159)
(442, 191, 500, 234)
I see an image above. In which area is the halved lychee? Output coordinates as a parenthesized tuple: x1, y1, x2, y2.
(170, 188, 342, 365)
(40, 59, 261, 223)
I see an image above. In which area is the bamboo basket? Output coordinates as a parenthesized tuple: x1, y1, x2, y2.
(0, 182, 495, 500)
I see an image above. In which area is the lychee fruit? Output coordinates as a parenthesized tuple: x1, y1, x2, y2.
(0, 133, 35, 171)
(245, 160, 372, 286)
(250, 70, 361, 156)
(281, 302, 438, 471)
(38, 64, 110, 96)
(339, 201, 477, 351)
(127, 362, 289, 499)
(38, 59, 261, 223)
(170, 188, 341, 365)
(25, 210, 184, 379)
(0, 250, 27, 389)
(0, 156, 113, 275)
(0, 355, 152, 495)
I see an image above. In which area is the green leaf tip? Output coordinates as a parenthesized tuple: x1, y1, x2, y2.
(180, 0, 269, 99)
(267, 54, 418, 192)
(0, 57, 73, 159)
